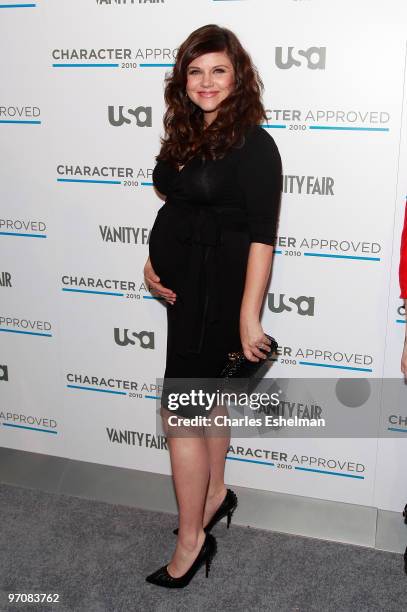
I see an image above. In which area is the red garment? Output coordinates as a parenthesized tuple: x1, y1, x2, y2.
(400, 201, 407, 299)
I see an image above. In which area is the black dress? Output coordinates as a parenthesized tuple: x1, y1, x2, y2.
(149, 125, 282, 412)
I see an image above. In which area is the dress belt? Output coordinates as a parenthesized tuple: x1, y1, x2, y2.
(167, 198, 248, 356)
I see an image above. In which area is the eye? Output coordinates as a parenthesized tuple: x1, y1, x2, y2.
(188, 69, 200, 75)
(214, 68, 226, 73)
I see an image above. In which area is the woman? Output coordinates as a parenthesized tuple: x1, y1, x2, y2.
(144, 24, 282, 588)
(400, 202, 407, 562)
(400, 201, 407, 377)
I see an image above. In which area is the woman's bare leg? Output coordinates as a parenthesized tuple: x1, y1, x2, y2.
(203, 403, 231, 526)
(161, 407, 209, 577)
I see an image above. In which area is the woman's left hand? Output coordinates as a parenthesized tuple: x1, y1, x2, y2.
(240, 315, 272, 362)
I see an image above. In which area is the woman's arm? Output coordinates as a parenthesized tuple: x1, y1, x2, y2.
(236, 127, 282, 361)
(240, 243, 274, 362)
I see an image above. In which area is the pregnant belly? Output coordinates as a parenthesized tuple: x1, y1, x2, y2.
(149, 204, 251, 300)
(149, 205, 185, 290)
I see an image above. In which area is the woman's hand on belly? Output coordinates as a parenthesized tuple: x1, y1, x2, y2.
(239, 315, 272, 362)
(144, 257, 177, 305)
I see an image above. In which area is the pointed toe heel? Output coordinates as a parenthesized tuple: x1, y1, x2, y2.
(226, 505, 237, 528)
(173, 488, 238, 535)
(205, 534, 217, 577)
(145, 533, 217, 588)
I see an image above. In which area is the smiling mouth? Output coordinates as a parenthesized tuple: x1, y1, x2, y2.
(198, 92, 219, 97)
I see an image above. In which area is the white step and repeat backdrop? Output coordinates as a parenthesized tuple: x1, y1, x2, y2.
(1, 0, 407, 512)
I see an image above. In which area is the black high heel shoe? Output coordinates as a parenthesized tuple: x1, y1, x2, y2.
(145, 532, 217, 588)
(402, 503, 407, 524)
(173, 488, 238, 535)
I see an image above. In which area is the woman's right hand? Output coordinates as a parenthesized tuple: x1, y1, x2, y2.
(143, 257, 176, 305)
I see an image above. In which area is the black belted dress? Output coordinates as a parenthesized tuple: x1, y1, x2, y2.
(149, 125, 282, 412)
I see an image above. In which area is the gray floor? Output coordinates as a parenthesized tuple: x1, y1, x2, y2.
(0, 483, 406, 612)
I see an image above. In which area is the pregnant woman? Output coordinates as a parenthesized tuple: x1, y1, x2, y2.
(144, 24, 282, 588)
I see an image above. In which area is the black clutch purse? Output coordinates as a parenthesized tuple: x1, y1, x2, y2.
(219, 334, 278, 378)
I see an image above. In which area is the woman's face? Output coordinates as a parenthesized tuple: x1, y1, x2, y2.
(185, 51, 235, 125)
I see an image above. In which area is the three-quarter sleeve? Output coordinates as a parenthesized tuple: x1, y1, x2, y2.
(399, 201, 407, 299)
(237, 126, 282, 245)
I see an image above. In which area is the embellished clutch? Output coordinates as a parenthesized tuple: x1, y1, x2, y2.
(219, 334, 278, 378)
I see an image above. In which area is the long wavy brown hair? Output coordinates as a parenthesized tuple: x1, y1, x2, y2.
(156, 24, 267, 166)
